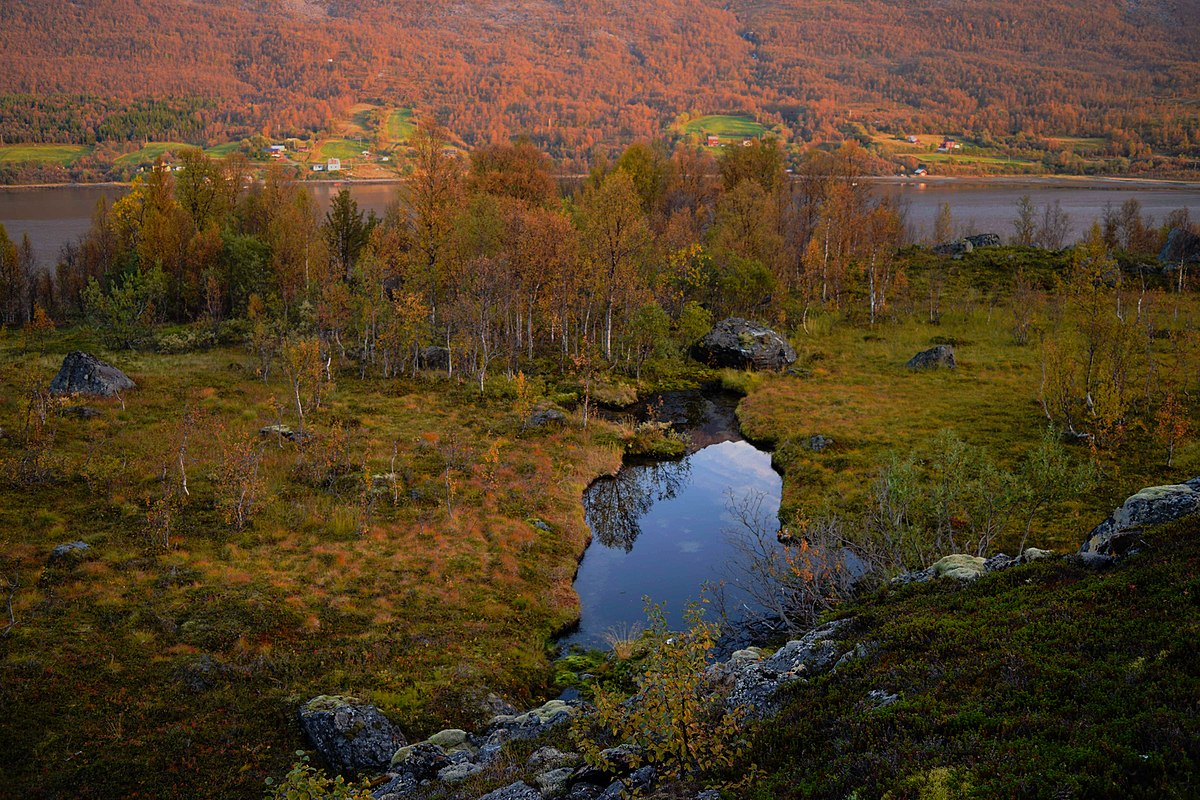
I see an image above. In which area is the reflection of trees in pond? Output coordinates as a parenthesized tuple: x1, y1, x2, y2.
(584, 458, 692, 551)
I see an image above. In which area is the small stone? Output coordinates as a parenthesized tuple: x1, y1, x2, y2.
(49, 541, 91, 562)
(867, 688, 899, 708)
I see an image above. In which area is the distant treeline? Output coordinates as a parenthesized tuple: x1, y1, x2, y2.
(0, 95, 217, 146)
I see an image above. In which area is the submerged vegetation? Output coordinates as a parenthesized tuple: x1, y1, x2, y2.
(0, 130, 1198, 798)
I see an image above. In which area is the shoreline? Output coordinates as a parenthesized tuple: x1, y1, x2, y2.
(2, 174, 1200, 192)
(869, 174, 1200, 190)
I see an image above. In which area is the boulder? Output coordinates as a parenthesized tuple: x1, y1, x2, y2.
(49, 541, 91, 562)
(298, 695, 406, 774)
(931, 554, 987, 581)
(437, 762, 483, 782)
(49, 351, 135, 397)
(708, 619, 851, 717)
(1160, 227, 1200, 269)
(965, 233, 1002, 248)
(389, 741, 453, 777)
(906, 345, 956, 370)
(478, 782, 542, 800)
(527, 406, 567, 428)
(1080, 479, 1200, 556)
(692, 318, 797, 371)
(932, 238, 972, 258)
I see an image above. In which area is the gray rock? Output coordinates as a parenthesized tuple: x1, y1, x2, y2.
(867, 689, 899, 708)
(389, 742, 453, 778)
(535, 767, 575, 793)
(49, 541, 91, 562)
(527, 406, 567, 428)
(692, 318, 797, 371)
(298, 695, 406, 774)
(984, 553, 1018, 572)
(371, 772, 418, 800)
(49, 352, 135, 397)
(1074, 551, 1116, 569)
(483, 699, 581, 743)
(258, 424, 312, 444)
(437, 762, 482, 782)
(564, 785, 605, 800)
(807, 434, 834, 452)
(932, 238, 973, 258)
(1080, 480, 1200, 556)
(709, 619, 850, 717)
(527, 746, 580, 769)
(906, 345, 956, 370)
(1160, 227, 1200, 269)
(477, 781, 542, 800)
(965, 233, 1002, 248)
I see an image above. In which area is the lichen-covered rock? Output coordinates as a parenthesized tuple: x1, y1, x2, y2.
(478, 781, 542, 800)
(389, 741, 453, 777)
(932, 238, 973, 258)
(299, 695, 406, 774)
(906, 345, 956, 370)
(1023, 547, 1054, 562)
(931, 554, 987, 580)
(437, 762, 483, 782)
(482, 698, 580, 743)
(965, 233, 1002, 248)
(708, 619, 851, 717)
(535, 766, 575, 793)
(1080, 479, 1200, 556)
(49, 351, 135, 397)
(692, 318, 797, 371)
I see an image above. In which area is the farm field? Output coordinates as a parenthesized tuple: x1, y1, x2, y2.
(0, 143, 92, 165)
(386, 107, 417, 144)
(680, 114, 767, 140)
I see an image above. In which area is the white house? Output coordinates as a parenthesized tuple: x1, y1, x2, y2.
(327, 158, 341, 172)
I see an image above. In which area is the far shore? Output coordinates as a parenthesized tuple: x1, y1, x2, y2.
(2, 173, 1200, 193)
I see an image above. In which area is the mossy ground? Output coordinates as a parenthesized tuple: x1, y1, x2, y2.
(0, 330, 621, 800)
(741, 519, 1200, 799)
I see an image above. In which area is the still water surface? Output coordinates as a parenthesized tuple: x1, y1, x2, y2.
(3, 178, 1199, 269)
(560, 392, 782, 650)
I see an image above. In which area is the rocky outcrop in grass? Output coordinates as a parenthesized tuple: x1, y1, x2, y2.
(49, 351, 135, 396)
(299, 695, 407, 774)
(692, 318, 797, 371)
(1080, 477, 1200, 556)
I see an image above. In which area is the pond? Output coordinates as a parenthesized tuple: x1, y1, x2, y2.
(558, 391, 783, 651)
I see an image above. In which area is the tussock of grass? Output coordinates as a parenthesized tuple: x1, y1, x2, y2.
(0, 334, 622, 800)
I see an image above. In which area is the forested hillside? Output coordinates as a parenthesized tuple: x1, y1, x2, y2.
(1, 0, 1197, 159)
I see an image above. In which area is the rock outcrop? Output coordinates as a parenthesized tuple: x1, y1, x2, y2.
(298, 695, 406, 774)
(706, 619, 854, 718)
(692, 318, 797, 371)
(49, 351, 135, 397)
(906, 345, 956, 370)
(1160, 227, 1200, 269)
(965, 233, 1002, 248)
(1080, 478, 1200, 556)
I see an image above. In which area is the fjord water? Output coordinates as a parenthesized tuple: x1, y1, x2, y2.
(560, 392, 783, 650)
(4, 179, 1199, 270)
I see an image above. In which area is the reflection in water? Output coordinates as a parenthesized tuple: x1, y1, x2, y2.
(584, 459, 691, 551)
(563, 437, 782, 650)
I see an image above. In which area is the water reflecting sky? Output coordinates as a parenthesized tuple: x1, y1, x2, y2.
(561, 438, 782, 650)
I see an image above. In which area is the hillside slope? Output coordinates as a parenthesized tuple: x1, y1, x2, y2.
(0, 0, 1196, 155)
